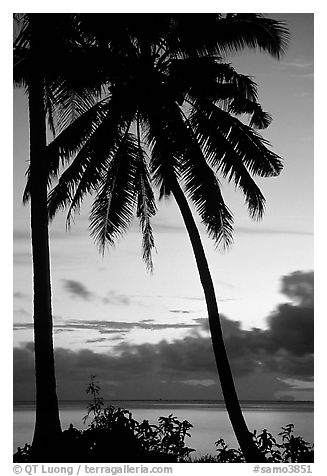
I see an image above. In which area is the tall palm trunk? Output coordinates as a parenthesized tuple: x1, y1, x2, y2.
(170, 177, 265, 463)
(29, 15, 62, 460)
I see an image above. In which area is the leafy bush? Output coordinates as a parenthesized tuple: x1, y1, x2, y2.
(14, 376, 194, 463)
(13, 376, 313, 463)
(195, 423, 314, 463)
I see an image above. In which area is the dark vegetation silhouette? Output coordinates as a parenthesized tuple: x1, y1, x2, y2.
(13, 378, 313, 463)
(14, 13, 111, 460)
(44, 14, 288, 462)
(14, 13, 289, 462)
(14, 14, 67, 458)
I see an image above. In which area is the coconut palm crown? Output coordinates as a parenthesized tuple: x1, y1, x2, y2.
(21, 13, 288, 462)
(36, 14, 287, 263)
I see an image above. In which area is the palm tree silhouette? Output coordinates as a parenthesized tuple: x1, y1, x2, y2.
(18, 14, 288, 461)
(44, 14, 287, 462)
(14, 13, 105, 459)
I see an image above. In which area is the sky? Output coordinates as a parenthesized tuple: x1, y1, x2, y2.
(12, 13, 314, 402)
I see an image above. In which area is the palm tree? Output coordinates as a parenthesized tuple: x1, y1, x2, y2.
(13, 13, 106, 459)
(33, 14, 287, 461)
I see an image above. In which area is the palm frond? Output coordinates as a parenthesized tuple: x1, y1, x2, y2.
(13, 46, 30, 88)
(49, 85, 99, 136)
(23, 166, 54, 204)
(161, 13, 288, 60)
(47, 117, 128, 224)
(44, 83, 57, 137)
(135, 120, 157, 271)
(167, 58, 271, 129)
(142, 105, 181, 199)
(48, 95, 112, 176)
(65, 117, 135, 227)
(19, 13, 286, 260)
(23, 96, 111, 205)
(89, 133, 140, 253)
(167, 58, 258, 104)
(227, 97, 272, 129)
(213, 13, 289, 59)
(13, 14, 29, 48)
(22, 168, 31, 204)
(191, 100, 283, 178)
(171, 106, 234, 248)
(248, 106, 272, 130)
(189, 106, 270, 219)
(46, 47, 123, 132)
(47, 90, 135, 222)
(161, 14, 223, 59)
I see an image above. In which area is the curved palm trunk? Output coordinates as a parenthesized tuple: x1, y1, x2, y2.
(170, 177, 265, 463)
(29, 16, 62, 460)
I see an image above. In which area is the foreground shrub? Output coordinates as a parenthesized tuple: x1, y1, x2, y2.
(14, 377, 195, 463)
(13, 377, 313, 463)
(194, 424, 314, 463)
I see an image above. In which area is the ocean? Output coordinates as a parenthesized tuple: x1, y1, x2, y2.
(13, 400, 314, 457)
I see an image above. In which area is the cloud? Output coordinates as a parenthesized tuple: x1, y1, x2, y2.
(280, 271, 313, 307)
(14, 318, 202, 335)
(263, 351, 313, 379)
(13, 292, 27, 299)
(281, 60, 313, 69)
(179, 379, 216, 387)
(54, 328, 75, 334)
(128, 294, 204, 302)
(220, 270, 314, 380)
(13, 271, 313, 402)
(192, 318, 208, 327)
(81, 319, 200, 333)
(275, 59, 313, 80)
(13, 339, 216, 401)
(265, 304, 313, 355)
(62, 280, 132, 306)
(169, 309, 191, 314)
(14, 322, 33, 330)
(85, 338, 112, 344)
(63, 280, 94, 300)
(13, 332, 307, 401)
(14, 310, 312, 401)
(102, 291, 130, 306)
(277, 378, 314, 390)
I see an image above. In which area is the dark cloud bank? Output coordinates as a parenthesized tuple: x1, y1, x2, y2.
(62, 279, 131, 305)
(14, 318, 200, 334)
(14, 271, 313, 401)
